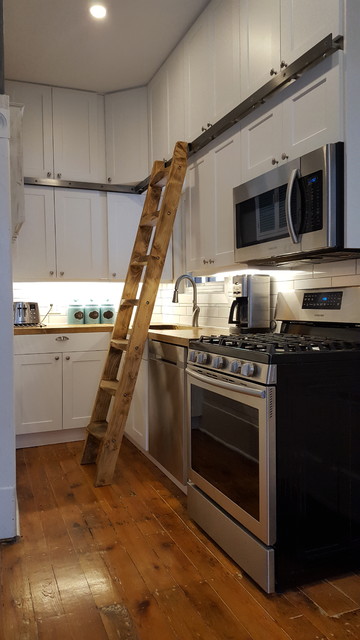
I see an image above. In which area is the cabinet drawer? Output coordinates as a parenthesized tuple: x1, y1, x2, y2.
(14, 332, 111, 355)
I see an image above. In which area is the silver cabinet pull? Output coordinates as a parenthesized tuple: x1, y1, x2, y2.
(55, 336, 70, 341)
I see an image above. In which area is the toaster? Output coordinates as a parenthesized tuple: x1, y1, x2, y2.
(13, 301, 40, 325)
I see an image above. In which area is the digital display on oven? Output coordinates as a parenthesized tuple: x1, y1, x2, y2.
(302, 291, 343, 310)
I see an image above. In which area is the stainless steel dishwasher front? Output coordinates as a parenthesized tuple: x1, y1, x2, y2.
(148, 340, 186, 485)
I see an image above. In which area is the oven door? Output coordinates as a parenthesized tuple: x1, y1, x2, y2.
(187, 365, 276, 545)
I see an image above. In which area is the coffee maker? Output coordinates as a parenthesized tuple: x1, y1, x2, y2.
(228, 274, 270, 334)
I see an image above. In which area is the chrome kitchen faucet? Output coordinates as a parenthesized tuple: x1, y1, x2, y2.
(172, 274, 200, 327)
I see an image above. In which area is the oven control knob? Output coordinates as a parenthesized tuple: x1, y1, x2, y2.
(189, 350, 197, 363)
(230, 360, 242, 374)
(241, 362, 256, 377)
(197, 352, 210, 365)
(213, 356, 226, 369)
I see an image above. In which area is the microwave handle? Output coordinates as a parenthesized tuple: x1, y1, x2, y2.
(228, 299, 238, 324)
(285, 168, 301, 244)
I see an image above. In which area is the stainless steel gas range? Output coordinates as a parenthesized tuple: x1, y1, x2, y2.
(187, 287, 360, 593)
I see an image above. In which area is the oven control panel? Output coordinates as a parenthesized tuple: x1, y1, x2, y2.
(302, 290, 343, 310)
(187, 351, 276, 385)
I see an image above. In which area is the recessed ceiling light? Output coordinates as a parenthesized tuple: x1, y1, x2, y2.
(90, 4, 107, 19)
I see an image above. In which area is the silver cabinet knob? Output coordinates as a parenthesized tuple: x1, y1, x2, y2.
(107, 177, 112, 183)
(49, 270, 54, 276)
(55, 356, 60, 360)
(209, 258, 215, 264)
(112, 272, 117, 277)
(65, 356, 70, 360)
(57, 173, 62, 179)
(201, 126, 207, 132)
(59, 271, 64, 276)
(207, 123, 213, 128)
(271, 158, 279, 165)
(270, 68, 278, 76)
(203, 259, 209, 264)
(280, 60, 288, 69)
(281, 152, 289, 160)
(47, 171, 52, 178)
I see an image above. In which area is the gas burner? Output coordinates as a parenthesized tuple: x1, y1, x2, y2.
(198, 333, 360, 355)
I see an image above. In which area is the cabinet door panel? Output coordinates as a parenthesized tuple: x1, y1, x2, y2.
(241, 103, 283, 181)
(14, 354, 62, 434)
(213, 0, 241, 121)
(12, 186, 56, 281)
(5, 81, 53, 179)
(125, 358, 148, 450)
(105, 88, 149, 183)
(282, 53, 343, 160)
(280, 0, 343, 65)
(167, 42, 185, 157)
(184, 11, 214, 141)
(52, 87, 104, 182)
(240, 0, 280, 98)
(186, 156, 214, 271)
(55, 189, 108, 280)
(148, 66, 169, 166)
(62, 350, 107, 430)
(213, 131, 241, 267)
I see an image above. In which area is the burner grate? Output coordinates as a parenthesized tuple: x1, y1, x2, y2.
(198, 333, 360, 354)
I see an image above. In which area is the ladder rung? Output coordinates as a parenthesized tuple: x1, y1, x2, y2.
(150, 167, 169, 187)
(131, 256, 149, 267)
(139, 211, 160, 227)
(110, 338, 129, 351)
(100, 380, 118, 395)
(86, 421, 108, 440)
(120, 298, 139, 307)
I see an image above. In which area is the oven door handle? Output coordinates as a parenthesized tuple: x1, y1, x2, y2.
(187, 368, 266, 398)
(285, 167, 301, 244)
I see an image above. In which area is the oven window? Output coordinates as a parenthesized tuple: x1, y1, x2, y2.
(191, 385, 260, 520)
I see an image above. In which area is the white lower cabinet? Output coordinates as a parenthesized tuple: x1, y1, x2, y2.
(14, 333, 109, 438)
(124, 356, 148, 451)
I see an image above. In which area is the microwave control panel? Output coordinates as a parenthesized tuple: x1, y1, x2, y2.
(302, 291, 343, 310)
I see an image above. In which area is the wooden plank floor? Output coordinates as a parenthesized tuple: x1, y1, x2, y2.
(2, 439, 360, 640)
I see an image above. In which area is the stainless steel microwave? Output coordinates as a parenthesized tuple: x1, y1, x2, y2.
(234, 143, 345, 266)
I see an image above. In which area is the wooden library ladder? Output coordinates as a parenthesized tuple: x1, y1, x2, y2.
(81, 141, 188, 486)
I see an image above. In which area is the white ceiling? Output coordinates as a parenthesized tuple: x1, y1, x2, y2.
(4, 0, 210, 93)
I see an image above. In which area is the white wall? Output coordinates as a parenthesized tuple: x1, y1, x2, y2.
(0, 95, 17, 540)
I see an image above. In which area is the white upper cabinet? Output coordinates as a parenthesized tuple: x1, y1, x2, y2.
(107, 192, 172, 281)
(241, 53, 343, 181)
(148, 41, 186, 166)
(12, 186, 56, 280)
(240, 0, 343, 100)
(5, 81, 106, 182)
(105, 87, 149, 184)
(5, 81, 53, 179)
(184, 1, 241, 141)
(148, 65, 170, 165)
(184, 8, 214, 142)
(280, 0, 343, 65)
(52, 88, 106, 182)
(186, 128, 241, 273)
(13, 186, 108, 281)
(55, 189, 108, 280)
(239, 0, 281, 98)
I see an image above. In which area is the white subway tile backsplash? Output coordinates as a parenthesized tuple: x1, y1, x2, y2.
(294, 277, 332, 289)
(331, 274, 360, 287)
(313, 260, 357, 277)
